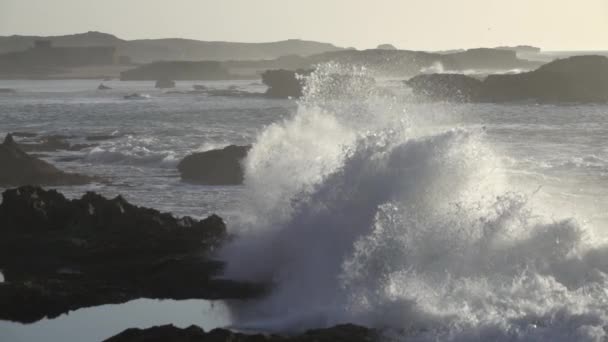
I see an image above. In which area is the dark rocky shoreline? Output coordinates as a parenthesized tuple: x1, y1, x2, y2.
(104, 323, 379, 342)
(0, 185, 381, 341)
(0, 186, 265, 323)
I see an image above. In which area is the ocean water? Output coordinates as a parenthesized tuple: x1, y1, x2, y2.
(1, 68, 608, 341)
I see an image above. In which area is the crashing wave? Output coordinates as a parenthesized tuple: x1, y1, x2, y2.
(220, 64, 608, 341)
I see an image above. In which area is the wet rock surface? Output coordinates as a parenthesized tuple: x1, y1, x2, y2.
(178, 145, 251, 185)
(0, 134, 94, 186)
(104, 324, 378, 342)
(0, 186, 264, 323)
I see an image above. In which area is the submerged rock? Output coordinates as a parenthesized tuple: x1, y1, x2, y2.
(0, 134, 93, 186)
(0, 186, 264, 323)
(104, 324, 378, 342)
(178, 145, 251, 185)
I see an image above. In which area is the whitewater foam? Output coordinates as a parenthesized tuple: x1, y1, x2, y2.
(220, 64, 608, 341)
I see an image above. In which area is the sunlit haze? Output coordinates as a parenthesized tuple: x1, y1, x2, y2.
(1, 0, 607, 50)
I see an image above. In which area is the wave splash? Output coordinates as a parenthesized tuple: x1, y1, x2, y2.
(220, 64, 608, 341)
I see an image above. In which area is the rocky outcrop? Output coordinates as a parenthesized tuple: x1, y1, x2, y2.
(98, 83, 111, 90)
(406, 56, 608, 103)
(104, 324, 378, 342)
(262, 69, 310, 98)
(0, 134, 93, 186)
(480, 55, 608, 103)
(0, 186, 264, 323)
(406, 73, 483, 102)
(178, 145, 251, 185)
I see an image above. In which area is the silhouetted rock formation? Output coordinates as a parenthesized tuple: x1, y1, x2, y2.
(377, 44, 397, 50)
(178, 145, 251, 185)
(262, 69, 311, 98)
(0, 134, 93, 186)
(406, 56, 608, 103)
(406, 73, 483, 102)
(0, 186, 264, 323)
(480, 55, 608, 103)
(98, 83, 111, 90)
(495, 45, 542, 54)
(155, 78, 176, 88)
(121, 61, 234, 81)
(104, 324, 377, 342)
(440, 48, 530, 71)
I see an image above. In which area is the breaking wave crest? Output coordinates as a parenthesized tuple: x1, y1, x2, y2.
(220, 64, 608, 341)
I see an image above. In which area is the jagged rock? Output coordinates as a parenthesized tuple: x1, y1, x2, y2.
(104, 324, 378, 342)
(262, 69, 311, 98)
(406, 73, 483, 102)
(0, 134, 93, 186)
(178, 145, 251, 185)
(0, 186, 265, 323)
(98, 83, 112, 90)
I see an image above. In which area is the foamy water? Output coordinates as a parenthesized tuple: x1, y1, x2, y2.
(220, 65, 608, 341)
(1, 73, 608, 341)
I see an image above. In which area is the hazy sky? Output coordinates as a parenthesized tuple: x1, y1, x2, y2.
(1, 0, 607, 50)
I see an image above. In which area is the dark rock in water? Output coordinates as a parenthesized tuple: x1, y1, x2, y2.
(0, 186, 264, 323)
(406, 73, 483, 102)
(479, 55, 608, 103)
(155, 78, 176, 89)
(178, 145, 251, 185)
(104, 324, 378, 342)
(0, 134, 93, 186)
(406, 56, 608, 103)
(98, 83, 112, 90)
(193, 84, 208, 91)
(262, 69, 311, 98)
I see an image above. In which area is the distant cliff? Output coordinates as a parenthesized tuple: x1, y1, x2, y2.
(227, 48, 544, 78)
(0, 32, 344, 63)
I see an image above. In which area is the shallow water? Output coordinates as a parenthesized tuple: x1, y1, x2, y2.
(1, 75, 608, 341)
(0, 299, 229, 342)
